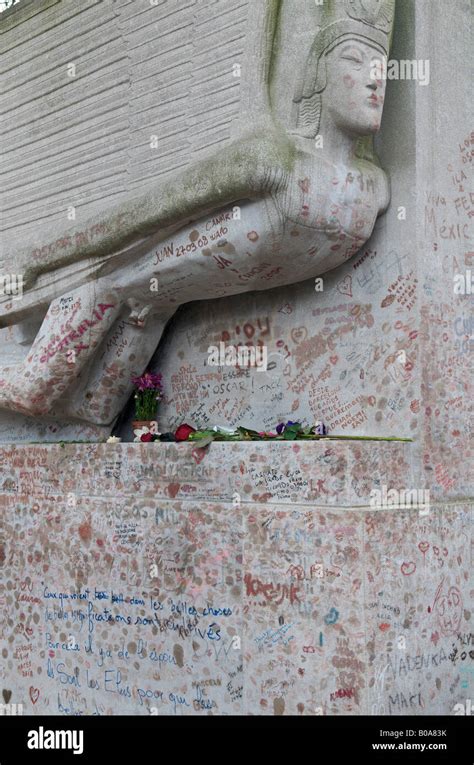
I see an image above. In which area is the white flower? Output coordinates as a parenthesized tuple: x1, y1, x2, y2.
(106, 436, 122, 443)
(133, 426, 150, 442)
(133, 426, 161, 442)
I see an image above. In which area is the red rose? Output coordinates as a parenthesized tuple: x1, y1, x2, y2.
(175, 424, 196, 441)
(140, 433, 153, 442)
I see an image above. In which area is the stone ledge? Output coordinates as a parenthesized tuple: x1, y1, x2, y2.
(0, 440, 417, 508)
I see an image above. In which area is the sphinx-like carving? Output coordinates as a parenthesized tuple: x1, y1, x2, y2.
(0, 0, 395, 427)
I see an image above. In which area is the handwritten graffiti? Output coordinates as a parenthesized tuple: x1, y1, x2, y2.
(39, 304, 115, 363)
(432, 579, 463, 637)
(244, 573, 301, 606)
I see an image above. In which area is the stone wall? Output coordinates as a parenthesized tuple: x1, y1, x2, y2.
(0, 442, 471, 715)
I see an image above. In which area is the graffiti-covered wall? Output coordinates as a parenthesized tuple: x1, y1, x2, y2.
(0, 442, 471, 715)
(0, 0, 472, 721)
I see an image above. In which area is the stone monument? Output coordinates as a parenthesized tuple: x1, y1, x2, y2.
(0, 0, 394, 433)
(0, 0, 471, 720)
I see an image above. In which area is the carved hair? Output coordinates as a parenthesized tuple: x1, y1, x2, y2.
(292, 0, 395, 139)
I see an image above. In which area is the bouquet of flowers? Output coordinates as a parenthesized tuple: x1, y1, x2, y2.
(131, 372, 163, 420)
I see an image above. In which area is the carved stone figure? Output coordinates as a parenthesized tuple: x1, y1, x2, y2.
(0, 0, 395, 427)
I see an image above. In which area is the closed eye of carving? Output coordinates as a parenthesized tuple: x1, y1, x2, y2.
(338, 44, 365, 67)
(342, 55, 363, 64)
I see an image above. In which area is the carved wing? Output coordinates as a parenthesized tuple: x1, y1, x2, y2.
(0, 0, 286, 307)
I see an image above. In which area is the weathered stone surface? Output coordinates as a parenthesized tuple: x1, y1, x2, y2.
(0, 443, 471, 715)
(0, 0, 471, 721)
(0, 0, 397, 432)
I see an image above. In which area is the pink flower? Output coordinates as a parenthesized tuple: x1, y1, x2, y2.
(131, 372, 163, 391)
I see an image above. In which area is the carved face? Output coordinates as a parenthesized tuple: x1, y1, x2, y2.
(323, 39, 387, 135)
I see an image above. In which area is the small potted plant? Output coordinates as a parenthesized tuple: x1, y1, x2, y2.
(131, 372, 163, 435)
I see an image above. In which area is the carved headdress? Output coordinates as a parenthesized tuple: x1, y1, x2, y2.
(293, 0, 396, 137)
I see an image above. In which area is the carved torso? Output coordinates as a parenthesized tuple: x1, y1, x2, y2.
(140, 148, 388, 306)
(274, 149, 389, 274)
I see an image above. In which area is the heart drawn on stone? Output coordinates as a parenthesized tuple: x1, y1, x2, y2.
(29, 687, 40, 704)
(400, 561, 416, 576)
(191, 448, 207, 465)
(337, 275, 353, 297)
(291, 327, 308, 344)
(167, 483, 180, 499)
(2, 689, 12, 704)
(418, 541, 430, 555)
